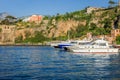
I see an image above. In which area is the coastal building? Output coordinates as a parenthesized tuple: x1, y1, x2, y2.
(86, 7, 104, 14)
(86, 32, 92, 40)
(23, 15, 43, 24)
(1, 25, 15, 44)
(22, 17, 30, 22)
(103, 29, 120, 43)
(111, 29, 120, 39)
(29, 15, 42, 23)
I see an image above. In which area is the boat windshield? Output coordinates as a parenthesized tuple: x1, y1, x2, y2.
(92, 42, 106, 46)
(70, 42, 78, 44)
(79, 42, 91, 45)
(98, 43, 106, 46)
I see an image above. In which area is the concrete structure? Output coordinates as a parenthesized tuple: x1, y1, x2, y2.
(111, 29, 120, 39)
(23, 15, 43, 24)
(0, 25, 15, 44)
(29, 15, 42, 23)
(22, 17, 30, 22)
(106, 29, 120, 43)
(87, 7, 104, 14)
(86, 32, 92, 40)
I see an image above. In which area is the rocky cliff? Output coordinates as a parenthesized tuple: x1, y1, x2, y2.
(0, 7, 120, 43)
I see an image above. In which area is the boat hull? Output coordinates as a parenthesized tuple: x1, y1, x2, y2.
(71, 48, 119, 54)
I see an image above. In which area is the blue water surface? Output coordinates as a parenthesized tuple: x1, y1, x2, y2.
(0, 46, 120, 80)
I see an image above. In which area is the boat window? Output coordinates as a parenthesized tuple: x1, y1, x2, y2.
(79, 42, 90, 45)
(98, 43, 106, 46)
(91, 42, 96, 45)
(70, 42, 78, 44)
(79, 43, 85, 45)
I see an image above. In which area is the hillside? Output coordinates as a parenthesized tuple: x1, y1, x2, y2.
(0, 6, 120, 44)
(0, 12, 13, 20)
(36, 7, 120, 40)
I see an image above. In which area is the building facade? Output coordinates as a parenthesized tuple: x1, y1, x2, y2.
(29, 15, 42, 23)
(23, 15, 43, 24)
(0, 25, 15, 44)
(86, 7, 104, 14)
(111, 29, 120, 39)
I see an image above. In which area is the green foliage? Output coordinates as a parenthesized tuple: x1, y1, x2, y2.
(52, 36, 68, 41)
(89, 23, 97, 30)
(43, 15, 51, 20)
(15, 31, 49, 43)
(89, 23, 106, 36)
(23, 31, 48, 43)
(75, 25, 88, 37)
(25, 31, 31, 38)
(0, 19, 10, 25)
(103, 18, 112, 34)
(101, 11, 109, 18)
(68, 25, 89, 38)
(108, 0, 116, 8)
(92, 27, 106, 36)
(0, 28, 2, 32)
(116, 35, 120, 44)
(55, 13, 62, 21)
(0, 15, 16, 25)
(6, 15, 16, 19)
(15, 35, 23, 43)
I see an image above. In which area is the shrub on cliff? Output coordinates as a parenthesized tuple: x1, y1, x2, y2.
(116, 35, 120, 44)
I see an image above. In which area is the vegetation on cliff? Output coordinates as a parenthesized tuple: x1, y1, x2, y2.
(0, 1, 120, 44)
(116, 35, 120, 44)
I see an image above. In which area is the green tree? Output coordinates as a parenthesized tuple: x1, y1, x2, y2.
(116, 35, 120, 44)
(109, 0, 116, 8)
(0, 28, 2, 32)
(0, 19, 10, 25)
(6, 15, 16, 19)
(75, 25, 88, 37)
(15, 35, 23, 43)
(101, 18, 112, 34)
(23, 31, 48, 43)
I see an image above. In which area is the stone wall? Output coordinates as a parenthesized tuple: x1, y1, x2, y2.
(0, 25, 15, 44)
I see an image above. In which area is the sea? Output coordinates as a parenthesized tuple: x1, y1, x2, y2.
(0, 46, 120, 80)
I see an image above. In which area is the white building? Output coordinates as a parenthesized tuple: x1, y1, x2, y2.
(87, 7, 104, 14)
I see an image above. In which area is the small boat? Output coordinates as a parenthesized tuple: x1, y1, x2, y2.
(66, 39, 120, 54)
(51, 40, 78, 49)
(64, 40, 91, 51)
(51, 40, 91, 49)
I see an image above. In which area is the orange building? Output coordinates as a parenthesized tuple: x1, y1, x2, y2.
(29, 15, 42, 23)
(111, 29, 120, 39)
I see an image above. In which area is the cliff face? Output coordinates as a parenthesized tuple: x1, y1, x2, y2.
(44, 7, 120, 38)
(47, 20, 86, 37)
(15, 7, 120, 40)
(90, 8, 117, 28)
(1, 7, 120, 43)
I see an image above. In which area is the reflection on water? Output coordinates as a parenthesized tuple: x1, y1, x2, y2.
(0, 46, 120, 80)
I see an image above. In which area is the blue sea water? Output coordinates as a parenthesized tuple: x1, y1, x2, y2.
(0, 46, 120, 80)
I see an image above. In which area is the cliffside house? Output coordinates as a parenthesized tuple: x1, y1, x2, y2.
(23, 15, 43, 24)
(0, 25, 15, 44)
(86, 7, 104, 14)
(111, 29, 120, 39)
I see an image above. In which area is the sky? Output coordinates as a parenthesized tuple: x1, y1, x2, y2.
(0, 0, 119, 17)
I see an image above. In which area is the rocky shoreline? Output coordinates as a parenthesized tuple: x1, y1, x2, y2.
(0, 43, 51, 46)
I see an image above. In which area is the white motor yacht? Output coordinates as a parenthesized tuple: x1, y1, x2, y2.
(66, 39, 120, 54)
